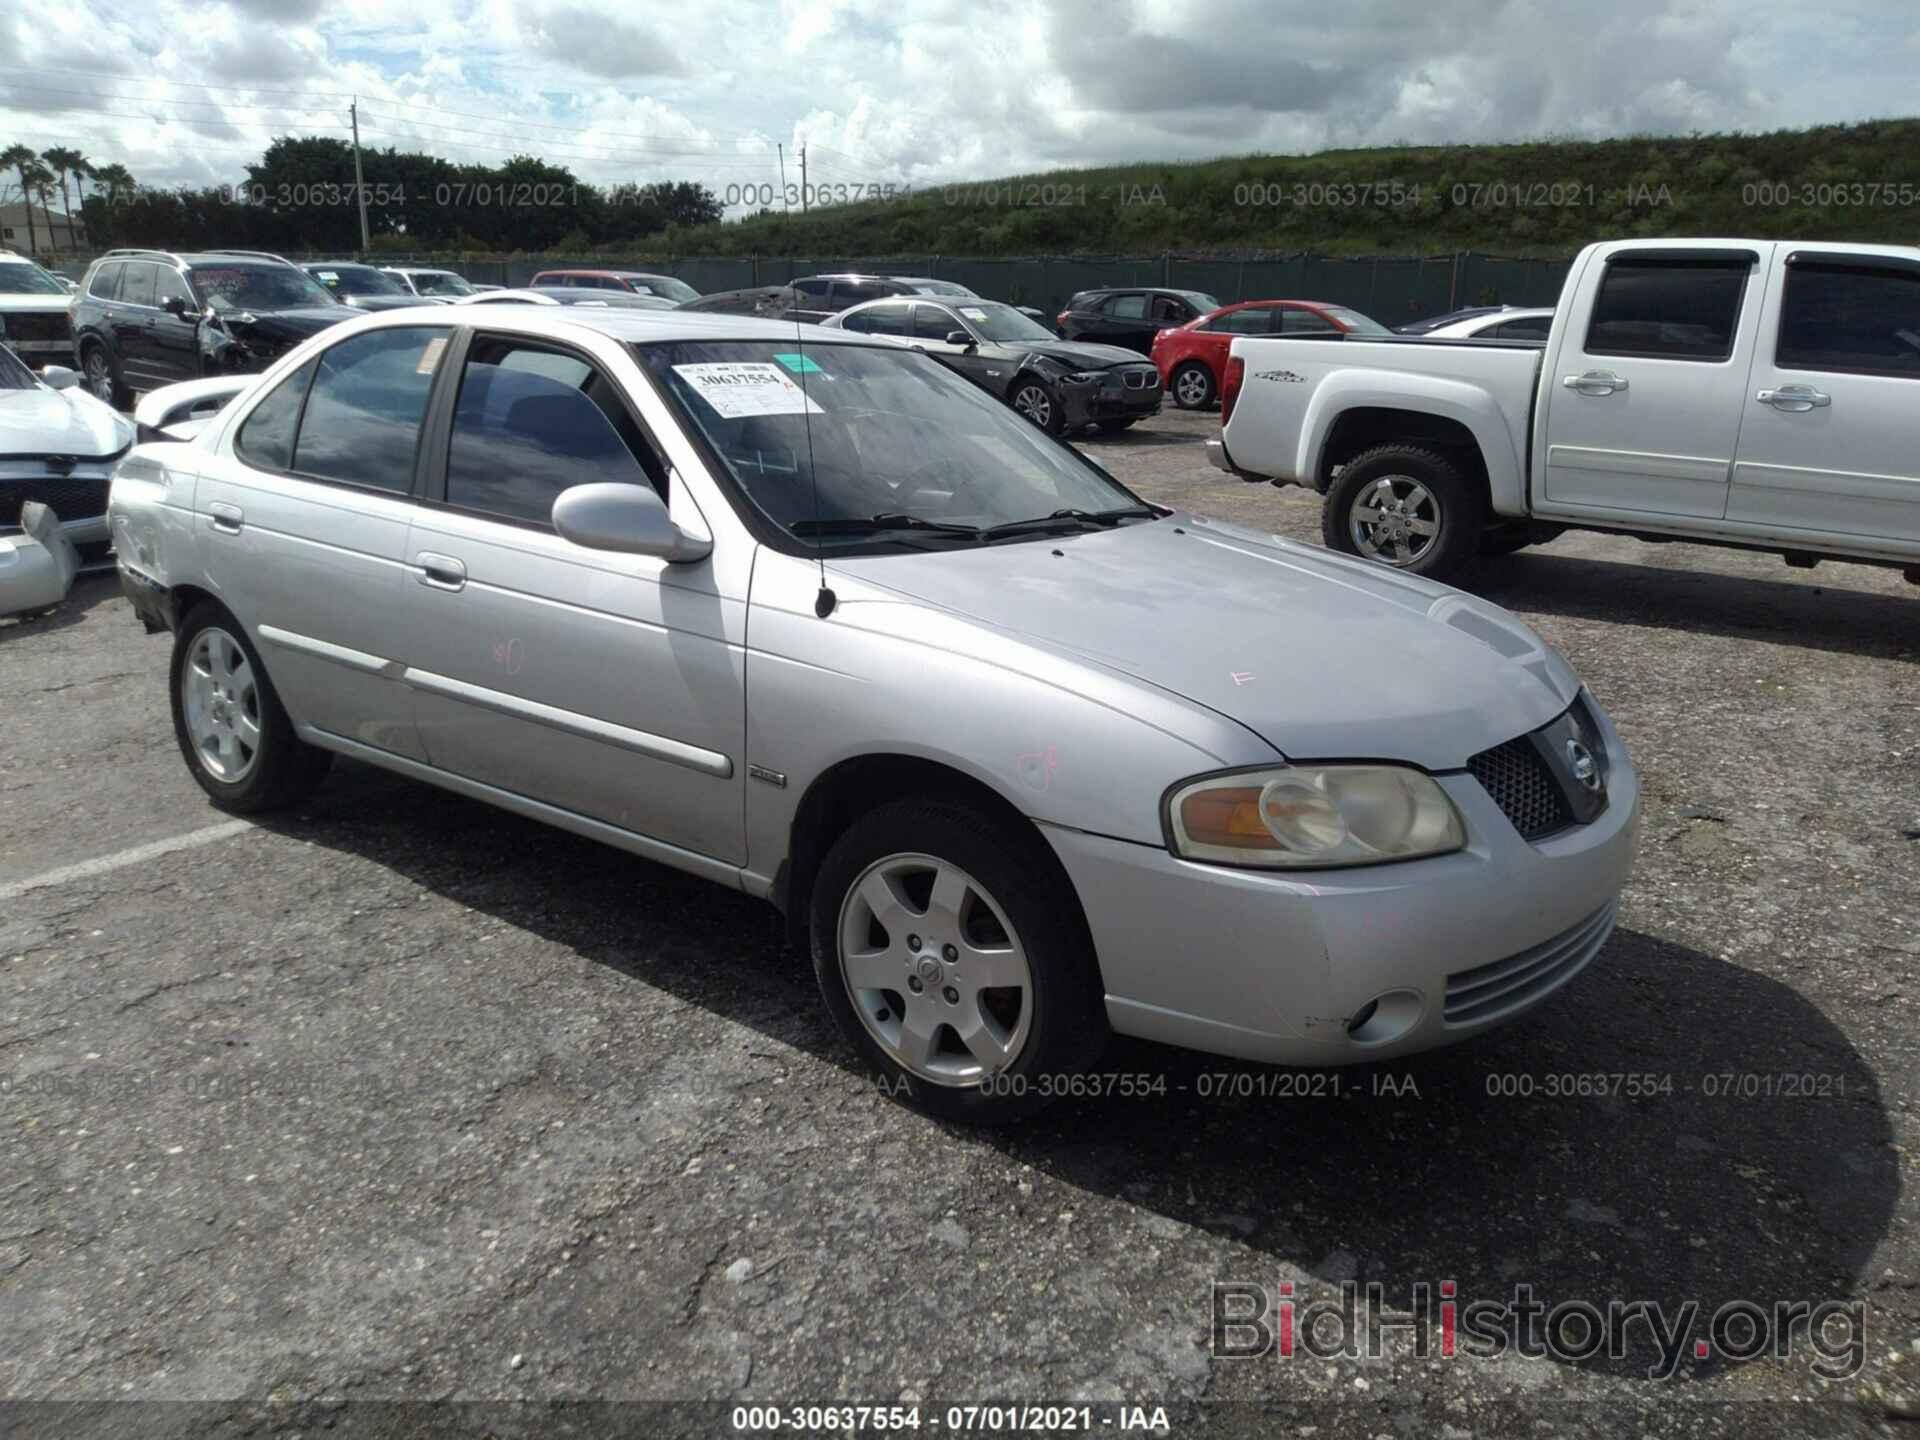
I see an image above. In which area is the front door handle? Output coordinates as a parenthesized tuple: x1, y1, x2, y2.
(1563, 370, 1630, 396)
(207, 502, 243, 534)
(414, 551, 467, 592)
(1756, 384, 1831, 413)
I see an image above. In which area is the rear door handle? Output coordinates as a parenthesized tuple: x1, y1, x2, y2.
(1563, 370, 1630, 396)
(414, 551, 467, 592)
(207, 502, 243, 534)
(1756, 384, 1831, 412)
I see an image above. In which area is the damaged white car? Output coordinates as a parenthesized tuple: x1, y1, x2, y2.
(0, 344, 133, 615)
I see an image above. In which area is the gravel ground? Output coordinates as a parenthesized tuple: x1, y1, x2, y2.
(3, 407, 1917, 1439)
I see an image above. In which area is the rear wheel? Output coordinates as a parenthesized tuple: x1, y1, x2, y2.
(1170, 361, 1215, 410)
(810, 799, 1106, 1123)
(170, 606, 331, 813)
(1009, 379, 1065, 436)
(1322, 444, 1484, 582)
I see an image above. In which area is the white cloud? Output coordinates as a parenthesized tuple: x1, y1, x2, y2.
(0, 0, 1911, 212)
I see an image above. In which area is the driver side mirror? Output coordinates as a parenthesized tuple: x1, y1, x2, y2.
(945, 330, 975, 350)
(553, 482, 711, 564)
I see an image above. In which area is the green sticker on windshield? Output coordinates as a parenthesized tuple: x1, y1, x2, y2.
(773, 352, 822, 374)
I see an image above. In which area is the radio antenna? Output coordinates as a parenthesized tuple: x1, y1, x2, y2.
(792, 292, 833, 617)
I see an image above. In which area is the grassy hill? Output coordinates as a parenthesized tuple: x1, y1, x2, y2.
(668, 119, 1920, 258)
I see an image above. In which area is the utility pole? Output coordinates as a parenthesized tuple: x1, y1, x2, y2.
(800, 145, 808, 216)
(350, 98, 371, 254)
(777, 144, 790, 212)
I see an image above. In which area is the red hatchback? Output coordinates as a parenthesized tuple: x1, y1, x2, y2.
(1150, 300, 1391, 410)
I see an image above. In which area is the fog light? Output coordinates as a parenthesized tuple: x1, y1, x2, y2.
(1346, 989, 1423, 1046)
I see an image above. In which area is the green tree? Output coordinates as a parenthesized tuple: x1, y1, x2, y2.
(1, 144, 40, 253)
(40, 147, 87, 247)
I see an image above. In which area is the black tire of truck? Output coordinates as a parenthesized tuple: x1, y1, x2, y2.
(1321, 444, 1486, 583)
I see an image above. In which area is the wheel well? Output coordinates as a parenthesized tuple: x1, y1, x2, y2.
(168, 584, 222, 629)
(1318, 407, 1489, 497)
(777, 754, 1091, 962)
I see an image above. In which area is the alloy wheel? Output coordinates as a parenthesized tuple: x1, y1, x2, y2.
(84, 350, 114, 403)
(181, 626, 263, 782)
(1012, 385, 1053, 429)
(837, 852, 1034, 1086)
(1350, 474, 1442, 566)
(1175, 367, 1211, 407)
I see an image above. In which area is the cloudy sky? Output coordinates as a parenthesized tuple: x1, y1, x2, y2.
(0, 0, 1914, 210)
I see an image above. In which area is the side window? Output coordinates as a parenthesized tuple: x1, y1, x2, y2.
(292, 327, 449, 492)
(1205, 309, 1274, 335)
(1280, 309, 1339, 335)
(1494, 316, 1551, 341)
(88, 263, 123, 301)
(1104, 293, 1148, 320)
(1777, 261, 1920, 377)
(834, 281, 894, 306)
(847, 305, 911, 337)
(913, 304, 961, 340)
(1585, 259, 1749, 361)
(235, 358, 319, 471)
(1149, 294, 1186, 323)
(445, 338, 665, 526)
(154, 267, 193, 312)
(793, 278, 831, 300)
(119, 262, 157, 308)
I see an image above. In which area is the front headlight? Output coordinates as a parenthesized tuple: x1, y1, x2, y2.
(1165, 765, 1465, 869)
(1060, 370, 1102, 385)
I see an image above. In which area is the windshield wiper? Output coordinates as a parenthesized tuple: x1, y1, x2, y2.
(789, 512, 984, 538)
(976, 506, 1160, 542)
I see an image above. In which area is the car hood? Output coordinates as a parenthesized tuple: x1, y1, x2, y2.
(0, 384, 133, 460)
(219, 306, 352, 341)
(829, 513, 1579, 769)
(1015, 339, 1149, 369)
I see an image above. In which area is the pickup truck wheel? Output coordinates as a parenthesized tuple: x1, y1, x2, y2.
(1170, 362, 1215, 410)
(170, 605, 332, 813)
(1324, 445, 1484, 580)
(810, 799, 1107, 1124)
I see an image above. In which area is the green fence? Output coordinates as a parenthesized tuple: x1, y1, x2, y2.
(375, 250, 1575, 323)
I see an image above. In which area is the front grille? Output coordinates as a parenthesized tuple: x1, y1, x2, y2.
(1443, 900, 1616, 1025)
(1, 312, 71, 343)
(0, 477, 110, 528)
(1122, 367, 1157, 389)
(1468, 735, 1574, 839)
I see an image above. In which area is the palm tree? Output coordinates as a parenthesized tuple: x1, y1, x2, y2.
(41, 148, 86, 247)
(28, 167, 60, 254)
(93, 162, 134, 207)
(0, 144, 39, 254)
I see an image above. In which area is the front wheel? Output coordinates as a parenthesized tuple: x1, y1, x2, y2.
(1009, 378, 1065, 436)
(810, 799, 1106, 1123)
(82, 342, 130, 410)
(170, 606, 332, 812)
(1322, 444, 1484, 582)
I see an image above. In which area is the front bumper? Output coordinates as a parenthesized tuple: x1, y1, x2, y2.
(1059, 373, 1163, 426)
(1043, 700, 1641, 1066)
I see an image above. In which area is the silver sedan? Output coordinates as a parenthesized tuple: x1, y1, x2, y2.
(110, 307, 1638, 1122)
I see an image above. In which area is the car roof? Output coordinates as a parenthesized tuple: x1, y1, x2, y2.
(345, 302, 882, 347)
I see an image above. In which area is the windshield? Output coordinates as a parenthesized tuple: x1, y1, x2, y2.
(191, 263, 337, 313)
(628, 275, 698, 303)
(640, 340, 1148, 548)
(1177, 291, 1221, 312)
(1325, 306, 1392, 335)
(912, 280, 977, 297)
(0, 344, 35, 388)
(0, 263, 68, 296)
(411, 271, 475, 296)
(310, 265, 409, 297)
(960, 302, 1058, 344)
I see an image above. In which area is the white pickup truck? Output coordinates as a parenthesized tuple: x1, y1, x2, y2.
(1210, 237, 1920, 586)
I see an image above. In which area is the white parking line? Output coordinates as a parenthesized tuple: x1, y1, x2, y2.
(0, 819, 254, 903)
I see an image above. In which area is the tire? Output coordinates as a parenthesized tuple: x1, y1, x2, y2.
(1170, 361, 1215, 410)
(809, 798, 1107, 1124)
(1322, 444, 1485, 582)
(170, 604, 332, 813)
(81, 341, 131, 411)
(1008, 377, 1066, 436)
(1094, 418, 1137, 433)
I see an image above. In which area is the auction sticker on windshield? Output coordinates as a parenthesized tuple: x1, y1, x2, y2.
(673, 361, 825, 418)
(960, 307, 988, 320)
